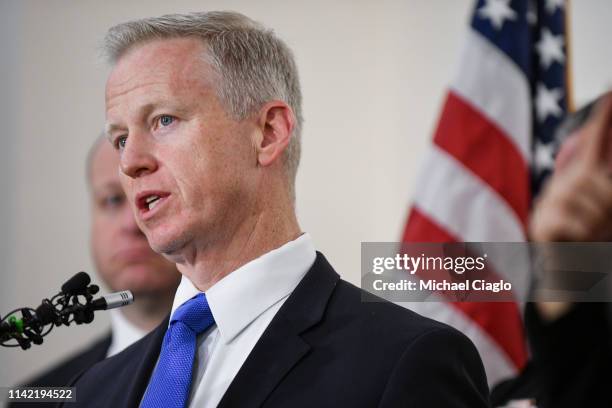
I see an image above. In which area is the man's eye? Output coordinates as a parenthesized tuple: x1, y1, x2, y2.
(101, 194, 125, 209)
(115, 136, 127, 150)
(159, 115, 174, 127)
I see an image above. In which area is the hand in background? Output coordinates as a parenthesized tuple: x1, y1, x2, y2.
(530, 92, 612, 243)
(530, 93, 612, 320)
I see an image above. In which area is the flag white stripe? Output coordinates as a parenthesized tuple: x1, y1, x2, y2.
(413, 145, 526, 243)
(412, 146, 530, 290)
(451, 28, 532, 163)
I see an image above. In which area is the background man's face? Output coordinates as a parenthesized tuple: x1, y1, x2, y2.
(90, 141, 180, 294)
(105, 38, 260, 256)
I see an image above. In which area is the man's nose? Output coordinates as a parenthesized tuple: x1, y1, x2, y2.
(120, 133, 158, 178)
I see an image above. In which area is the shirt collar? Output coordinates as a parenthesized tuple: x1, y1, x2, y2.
(170, 233, 316, 344)
(107, 308, 148, 357)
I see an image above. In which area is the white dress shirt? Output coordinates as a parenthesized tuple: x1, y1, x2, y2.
(168, 233, 316, 408)
(106, 308, 148, 357)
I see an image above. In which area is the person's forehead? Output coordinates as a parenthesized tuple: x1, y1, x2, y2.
(90, 142, 120, 186)
(108, 37, 210, 87)
(105, 37, 216, 120)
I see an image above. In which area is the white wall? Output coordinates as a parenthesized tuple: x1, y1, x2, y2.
(0, 0, 610, 386)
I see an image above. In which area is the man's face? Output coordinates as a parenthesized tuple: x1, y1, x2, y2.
(90, 141, 180, 295)
(105, 38, 260, 257)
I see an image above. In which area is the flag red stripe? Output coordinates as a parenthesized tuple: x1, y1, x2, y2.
(403, 206, 458, 243)
(403, 207, 528, 369)
(433, 91, 531, 226)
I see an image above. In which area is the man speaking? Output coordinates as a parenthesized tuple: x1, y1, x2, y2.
(67, 11, 488, 407)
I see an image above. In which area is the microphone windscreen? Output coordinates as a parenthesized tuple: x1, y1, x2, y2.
(61, 272, 91, 295)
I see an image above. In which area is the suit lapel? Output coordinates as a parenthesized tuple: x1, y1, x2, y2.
(217, 252, 340, 408)
(217, 315, 311, 408)
(121, 316, 169, 408)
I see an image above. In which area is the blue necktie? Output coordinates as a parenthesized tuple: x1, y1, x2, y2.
(141, 293, 215, 408)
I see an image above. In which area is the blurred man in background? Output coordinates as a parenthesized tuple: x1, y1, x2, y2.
(18, 136, 180, 389)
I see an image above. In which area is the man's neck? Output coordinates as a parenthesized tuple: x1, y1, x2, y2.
(176, 208, 301, 292)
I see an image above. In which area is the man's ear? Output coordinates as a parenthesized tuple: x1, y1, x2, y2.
(255, 101, 295, 167)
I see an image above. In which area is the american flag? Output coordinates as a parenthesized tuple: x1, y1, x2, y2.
(401, 0, 570, 385)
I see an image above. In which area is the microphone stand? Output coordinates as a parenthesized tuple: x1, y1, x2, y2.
(0, 272, 133, 350)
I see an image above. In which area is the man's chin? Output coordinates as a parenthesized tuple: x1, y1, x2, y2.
(149, 235, 190, 260)
(114, 281, 175, 298)
(110, 265, 177, 291)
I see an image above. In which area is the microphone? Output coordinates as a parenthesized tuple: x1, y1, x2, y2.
(61, 271, 91, 295)
(90, 291, 135, 311)
(1, 272, 135, 350)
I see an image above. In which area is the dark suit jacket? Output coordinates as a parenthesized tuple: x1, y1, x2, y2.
(7, 334, 111, 408)
(63, 252, 489, 407)
(491, 302, 612, 407)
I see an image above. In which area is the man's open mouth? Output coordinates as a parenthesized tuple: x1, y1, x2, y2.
(136, 192, 170, 213)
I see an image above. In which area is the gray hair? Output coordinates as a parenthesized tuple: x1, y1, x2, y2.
(103, 11, 303, 198)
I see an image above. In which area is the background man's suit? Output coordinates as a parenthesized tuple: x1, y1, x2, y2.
(64, 253, 489, 407)
(492, 302, 612, 407)
(8, 335, 110, 408)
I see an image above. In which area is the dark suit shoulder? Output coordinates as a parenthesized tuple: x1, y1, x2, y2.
(329, 278, 466, 342)
(327, 280, 488, 407)
(72, 324, 154, 385)
(260, 255, 489, 408)
(20, 333, 111, 388)
(377, 320, 490, 407)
